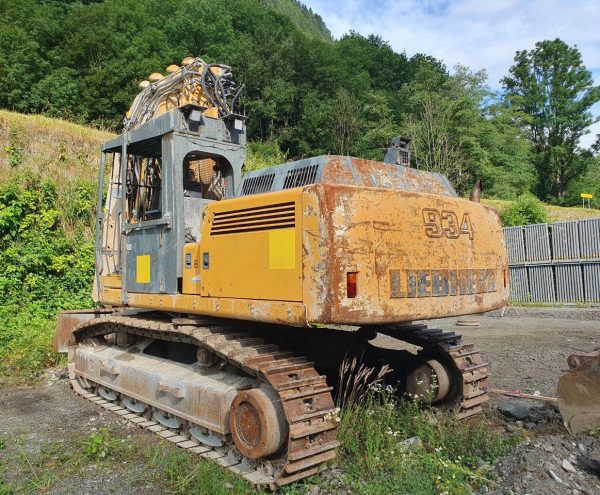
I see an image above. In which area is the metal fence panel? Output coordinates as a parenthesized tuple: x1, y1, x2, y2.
(508, 267, 530, 303)
(524, 224, 551, 262)
(583, 264, 600, 303)
(504, 218, 600, 304)
(528, 266, 555, 303)
(555, 265, 584, 303)
(504, 226, 526, 264)
(552, 221, 580, 260)
(579, 219, 600, 260)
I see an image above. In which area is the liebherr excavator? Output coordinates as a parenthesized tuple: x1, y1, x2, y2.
(55, 57, 509, 488)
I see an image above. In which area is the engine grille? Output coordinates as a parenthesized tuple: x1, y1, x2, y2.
(282, 165, 319, 190)
(210, 202, 296, 236)
(241, 173, 276, 196)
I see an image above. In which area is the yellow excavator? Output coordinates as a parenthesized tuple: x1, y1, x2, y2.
(55, 57, 510, 488)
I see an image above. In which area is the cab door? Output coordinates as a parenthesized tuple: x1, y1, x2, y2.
(122, 137, 177, 295)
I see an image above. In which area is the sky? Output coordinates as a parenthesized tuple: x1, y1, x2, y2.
(304, 0, 600, 148)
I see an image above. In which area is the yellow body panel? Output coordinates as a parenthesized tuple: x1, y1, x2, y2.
(301, 184, 508, 324)
(126, 292, 306, 325)
(101, 274, 122, 289)
(199, 190, 303, 302)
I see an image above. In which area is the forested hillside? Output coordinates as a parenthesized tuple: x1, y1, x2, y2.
(260, 0, 331, 40)
(0, 0, 598, 202)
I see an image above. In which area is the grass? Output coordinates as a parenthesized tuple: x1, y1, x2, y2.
(334, 387, 521, 494)
(483, 198, 600, 222)
(0, 109, 113, 186)
(0, 388, 522, 495)
(0, 310, 65, 388)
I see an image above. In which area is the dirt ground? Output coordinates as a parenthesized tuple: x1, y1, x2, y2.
(1, 308, 600, 494)
(0, 377, 164, 495)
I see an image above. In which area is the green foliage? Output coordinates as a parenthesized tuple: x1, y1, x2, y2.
(499, 195, 550, 226)
(3, 124, 24, 168)
(0, 479, 14, 495)
(259, 0, 331, 40)
(399, 64, 535, 196)
(246, 140, 288, 172)
(82, 428, 115, 460)
(0, 3, 598, 201)
(562, 156, 600, 208)
(503, 39, 600, 199)
(338, 388, 520, 494)
(0, 172, 95, 386)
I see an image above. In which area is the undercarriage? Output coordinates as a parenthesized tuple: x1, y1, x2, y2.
(67, 312, 489, 489)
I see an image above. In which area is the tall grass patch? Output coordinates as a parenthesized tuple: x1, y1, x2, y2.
(337, 387, 520, 494)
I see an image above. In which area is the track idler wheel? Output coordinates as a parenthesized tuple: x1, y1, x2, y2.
(230, 388, 287, 459)
(405, 359, 451, 403)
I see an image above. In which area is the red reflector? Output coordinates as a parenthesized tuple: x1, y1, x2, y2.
(347, 272, 357, 298)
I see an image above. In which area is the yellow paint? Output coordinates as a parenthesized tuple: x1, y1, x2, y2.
(124, 292, 307, 326)
(269, 229, 296, 269)
(200, 189, 303, 301)
(101, 274, 122, 289)
(205, 107, 219, 119)
(136, 255, 151, 284)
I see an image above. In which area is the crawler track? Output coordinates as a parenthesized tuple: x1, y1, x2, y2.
(377, 323, 490, 418)
(68, 314, 339, 489)
(67, 316, 489, 489)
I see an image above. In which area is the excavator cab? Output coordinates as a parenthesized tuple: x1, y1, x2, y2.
(95, 105, 245, 298)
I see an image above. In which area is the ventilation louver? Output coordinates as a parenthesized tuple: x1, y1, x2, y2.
(241, 173, 275, 196)
(210, 202, 295, 236)
(283, 165, 319, 189)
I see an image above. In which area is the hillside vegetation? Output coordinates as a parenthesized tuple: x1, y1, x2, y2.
(260, 0, 331, 40)
(0, 111, 112, 386)
(3, 0, 599, 205)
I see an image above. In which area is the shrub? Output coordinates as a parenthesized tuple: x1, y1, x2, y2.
(3, 124, 25, 168)
(245, 140, 287, 173)
(0, 173, 94, 385)
(499, 195, 549, 226)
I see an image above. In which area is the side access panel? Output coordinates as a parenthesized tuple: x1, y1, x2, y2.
(199, 189, 303, 302)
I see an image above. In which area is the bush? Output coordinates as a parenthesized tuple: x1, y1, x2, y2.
(245, 140, 287, 173)
(499, 195, 549, 226)
(0, 172, 95, 386)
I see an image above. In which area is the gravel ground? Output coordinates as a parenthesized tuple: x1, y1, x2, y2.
(1, 308, 599, 494)
(0, 372, 164, 495)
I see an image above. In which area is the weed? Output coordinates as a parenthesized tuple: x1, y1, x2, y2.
(3, 125, 25, 168)
(336, 356, 390, 407)
(588, 427, 600, 438)
(81, 428, 115, 460)
(0, 479, 14, 495)
(337, 388, 521, 494)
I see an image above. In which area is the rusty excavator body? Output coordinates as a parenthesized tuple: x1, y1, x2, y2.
(55, 57, 511, 488)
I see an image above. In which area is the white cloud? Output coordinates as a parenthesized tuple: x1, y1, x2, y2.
(306, 0, 600, 147)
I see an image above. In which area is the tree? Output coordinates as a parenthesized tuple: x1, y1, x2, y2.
(502, 39, 600, 199)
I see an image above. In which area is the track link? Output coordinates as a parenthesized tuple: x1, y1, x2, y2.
(377, 324, 490, 418)
(68, 314, 339, 489)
